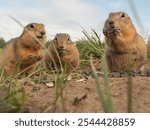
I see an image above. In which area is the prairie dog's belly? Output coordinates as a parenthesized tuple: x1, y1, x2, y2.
(106, 48, 143, 72)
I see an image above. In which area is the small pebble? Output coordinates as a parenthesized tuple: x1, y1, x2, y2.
(46, 82, 54, 88)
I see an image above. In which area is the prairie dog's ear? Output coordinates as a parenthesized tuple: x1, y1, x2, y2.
(26, 23, 35, 30)
(29, 23, 35, 29)
(109, 13, 113, 17)
(67, 36, 70, 42)
(53, 36, 58, 43)
(120, 12, 127, 18)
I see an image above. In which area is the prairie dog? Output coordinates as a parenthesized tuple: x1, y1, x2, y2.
(103, 12, 147, 72)
(0, 23, 46, 75)
(45, 33, 80, 72)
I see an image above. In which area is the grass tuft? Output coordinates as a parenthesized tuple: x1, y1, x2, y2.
(76, 29, 104, 67)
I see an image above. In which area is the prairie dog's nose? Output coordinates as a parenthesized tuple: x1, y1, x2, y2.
(59, 45, 64, 49)
(110, 26, 115, 29)
(40, 31, 45, 35)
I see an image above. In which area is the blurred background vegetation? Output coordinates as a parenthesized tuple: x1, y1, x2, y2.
(0, 37, 5, 48)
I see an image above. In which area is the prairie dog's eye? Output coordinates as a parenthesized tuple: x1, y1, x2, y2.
(121, 13, 125, 18)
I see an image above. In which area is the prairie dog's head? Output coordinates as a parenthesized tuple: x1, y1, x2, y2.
(53, 33, 73, 54)
(103, 12, 136, 38)
(23, 23, 46, 44)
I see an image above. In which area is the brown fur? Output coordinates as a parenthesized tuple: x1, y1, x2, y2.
(45, 33, 80, 72)
(103, 12, 147, 72)
(0, 23, 46, 75)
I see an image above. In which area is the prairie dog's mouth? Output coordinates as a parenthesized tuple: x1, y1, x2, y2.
(108, 27, 120, 35)
(36, 35, 43, 39)
(36, 31, 46, 39)
(56, 48, 68, 56)
(104, 26, 121, 37)
(34, 35, 45, 44)
(57, 48, 65, 53)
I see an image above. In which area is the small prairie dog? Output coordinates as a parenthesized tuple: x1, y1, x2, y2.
(45, 33, 80, 71)
(103, 12, 147, 72)
(0, 23, 46, 75)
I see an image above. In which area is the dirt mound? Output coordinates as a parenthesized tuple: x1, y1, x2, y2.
(22, 76, 150, 113)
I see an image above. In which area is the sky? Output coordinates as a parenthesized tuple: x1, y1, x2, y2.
(0, 0, 150, 41)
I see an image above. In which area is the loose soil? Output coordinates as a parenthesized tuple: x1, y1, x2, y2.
(22, 75, 150, 113)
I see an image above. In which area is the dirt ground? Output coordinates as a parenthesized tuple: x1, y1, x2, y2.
(22, 75, 150, 113)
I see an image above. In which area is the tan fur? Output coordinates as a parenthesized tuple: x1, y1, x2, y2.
(0, 23, 46, 75)
(45, 33, 80, 72)
(103, 12, 147, 72)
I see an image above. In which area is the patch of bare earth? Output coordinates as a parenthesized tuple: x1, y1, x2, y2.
(22, 76, 150, 113)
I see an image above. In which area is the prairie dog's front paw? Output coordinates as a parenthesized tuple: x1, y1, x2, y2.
(28, 55, 41, 62)
(37, 55, 42, 61)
